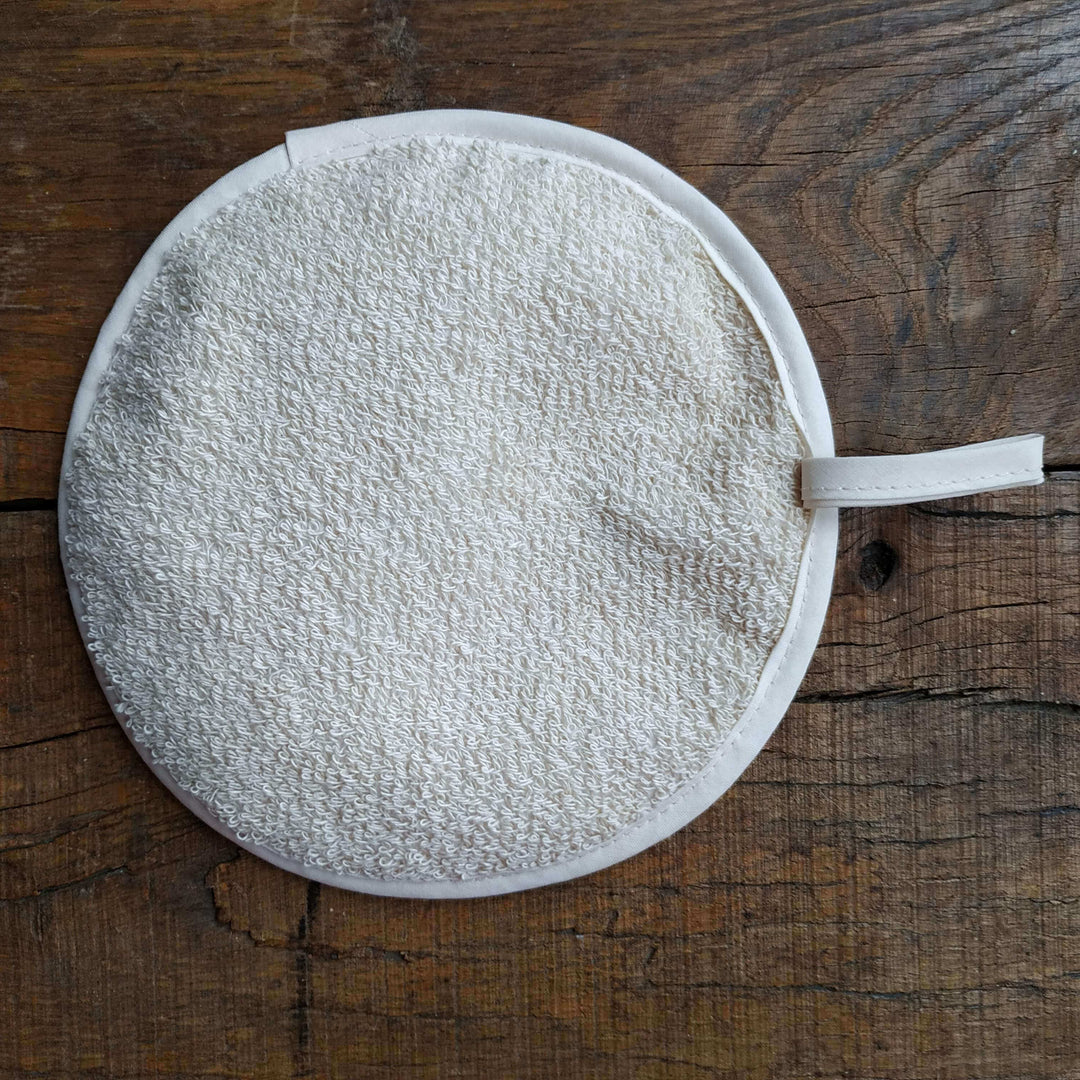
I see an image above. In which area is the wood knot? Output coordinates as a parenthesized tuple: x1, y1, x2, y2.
(858, 540, 898, 592)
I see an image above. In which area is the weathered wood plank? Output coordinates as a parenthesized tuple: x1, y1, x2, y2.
(2, 468, 1077, 1077)
(3, 0, 1080, 1076)
(2, 1, 1079, 499)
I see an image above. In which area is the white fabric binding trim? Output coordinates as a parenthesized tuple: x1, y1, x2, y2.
(802, 434, 1044, 508)
(59, 111, 844, 898)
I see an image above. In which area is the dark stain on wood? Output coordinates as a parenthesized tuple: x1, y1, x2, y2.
(858, 539, 899, 592)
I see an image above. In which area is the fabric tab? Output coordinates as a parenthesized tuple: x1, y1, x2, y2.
(801, 434, 1044, 508)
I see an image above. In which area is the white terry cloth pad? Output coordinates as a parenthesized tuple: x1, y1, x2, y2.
(59, 112, 1044, 898)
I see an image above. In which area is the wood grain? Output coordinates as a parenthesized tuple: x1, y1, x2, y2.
(2, 1, 1079, 1077)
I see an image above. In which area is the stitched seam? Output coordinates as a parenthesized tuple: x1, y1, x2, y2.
(810, 467, 1037, 495)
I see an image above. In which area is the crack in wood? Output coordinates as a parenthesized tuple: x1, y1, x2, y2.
(2, 774, 128, 814)
(911, 503, 1080, 521)
(903, 598, 1052, 632)
(1, 864, 131, 905)
(1, 717, 114, 754)
(0, 807, 114, 855)
(292, 879, 320, 1077)
(795, 688, 1080, 714)
(795, 685, 1006, 704)
(0, 498, 58, 513)
(1, 820, 201, 902)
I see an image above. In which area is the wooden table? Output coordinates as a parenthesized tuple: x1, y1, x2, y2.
(3, 2, 1078, 1077)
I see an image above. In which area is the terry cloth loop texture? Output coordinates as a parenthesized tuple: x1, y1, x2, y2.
(62, 135, 811, 882)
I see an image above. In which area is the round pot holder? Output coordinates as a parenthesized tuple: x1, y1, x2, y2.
(59, 111, 1045, 898)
